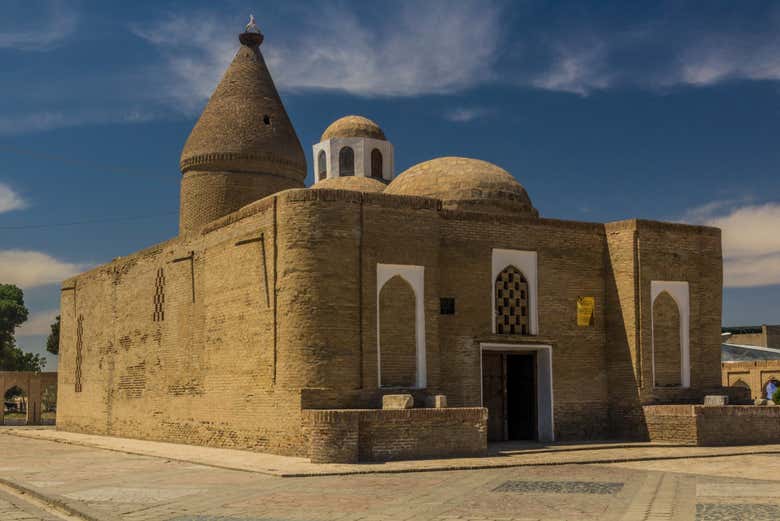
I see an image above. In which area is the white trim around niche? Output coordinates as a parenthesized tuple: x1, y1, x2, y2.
(650, 280, 691, 389)
(376, 264, 426, 389)
(491, 249, 539, 335)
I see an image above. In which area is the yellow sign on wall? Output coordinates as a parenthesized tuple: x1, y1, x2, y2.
(577, 297, 595, 327)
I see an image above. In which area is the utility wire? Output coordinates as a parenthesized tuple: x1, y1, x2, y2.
(0, 211, 178, 230)
(0, 144, 173, 179)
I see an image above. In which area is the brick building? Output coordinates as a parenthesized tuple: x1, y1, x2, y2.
(56, 22, 728, 461)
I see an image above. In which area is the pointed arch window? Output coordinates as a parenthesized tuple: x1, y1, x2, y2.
(317, 150, 327, 181)
(371, 149, 383, 179)
(495, 266, 530, 335)
(339, 147, 355, 176)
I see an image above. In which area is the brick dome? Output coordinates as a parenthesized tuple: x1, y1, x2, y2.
(321, 115, 386, 141)
(385, 157, 538, 217)
(311, 176, 386, 193)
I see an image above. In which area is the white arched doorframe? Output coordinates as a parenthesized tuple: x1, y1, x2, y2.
(650, 280, 690, 388)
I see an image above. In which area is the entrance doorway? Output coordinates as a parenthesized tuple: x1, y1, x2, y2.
(481, 351, 537, 441)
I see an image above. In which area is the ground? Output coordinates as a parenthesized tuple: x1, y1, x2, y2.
(3, 429, 780, 520)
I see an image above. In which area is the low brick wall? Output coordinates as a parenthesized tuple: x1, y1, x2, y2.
(696, 406, 780, 446)
(303, 407, 487, 463)
(643, 405, 698, 444)
(643, 405, 780, 446)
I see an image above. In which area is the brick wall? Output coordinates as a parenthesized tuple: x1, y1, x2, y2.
(605, 220, 723, 438)
(57, 197, 311, 456)
(179, 170, 300, 235)
(57, 187, 726, 456)
(643, 405, 697, 444)
(643, 405, 780, 446)
(696, 406, 780, 445)
(303, 407, 487, 463)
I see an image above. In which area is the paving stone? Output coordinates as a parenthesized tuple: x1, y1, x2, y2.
(492, 480, 624, 495)
(8, 432, 780, 521)
(696, 503, 780, 520)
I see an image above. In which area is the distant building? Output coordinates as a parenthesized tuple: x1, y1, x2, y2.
(721, 326, 780, 400)
(722, 325, 780, 349)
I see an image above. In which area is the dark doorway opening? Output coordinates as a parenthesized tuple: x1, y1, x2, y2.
(482, 351, 537, 442)
(507, 354, 536, 440)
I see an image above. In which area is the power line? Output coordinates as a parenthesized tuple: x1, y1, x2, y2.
(0, 211, 178, 230)
(0, 144, 173, 179)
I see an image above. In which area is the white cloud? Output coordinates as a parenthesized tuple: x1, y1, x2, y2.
(0, 183, 26, 213)
(0, 1, 78, 51)
(131, 1, 504, 107)
(684, 201, 780, 288)
(0, 109, 159, 136)
(15, 308, 58, 336)
(530, 41, 613, 95)
(0, 250, 89, 288)
(444, 107, 492, 123)
(675, 36, 780, 87)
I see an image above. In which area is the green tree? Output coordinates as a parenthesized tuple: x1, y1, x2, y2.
(0, 284, 46, 372)
(46, 315, 60, 355)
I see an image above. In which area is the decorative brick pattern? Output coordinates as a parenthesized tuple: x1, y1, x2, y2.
(153, 267, 165, 322)
(494, 265, 529, 335)
(493, 480, 624, 495)
(75, 314, 83, 393)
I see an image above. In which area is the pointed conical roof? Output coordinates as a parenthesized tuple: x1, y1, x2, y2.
(179, 26, 306, 181)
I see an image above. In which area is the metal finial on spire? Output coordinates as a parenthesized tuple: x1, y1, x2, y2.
(245, 14, 260, 34)
(239, 14, 264, 47)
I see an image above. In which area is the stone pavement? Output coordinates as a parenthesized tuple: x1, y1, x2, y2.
(8, 427, 780, 477)
(3, 430, 780, 520)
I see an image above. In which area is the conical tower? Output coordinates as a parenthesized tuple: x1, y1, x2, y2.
(178, 17, 306, 235)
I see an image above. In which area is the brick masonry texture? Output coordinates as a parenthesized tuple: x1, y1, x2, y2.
(643, 404, 780, 445)
(303, 408, 487, 463)
(57, 188, 728, 458)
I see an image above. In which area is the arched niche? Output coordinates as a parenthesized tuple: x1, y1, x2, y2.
(376, 264, 426, 388)
(650, 281, 690, 388)
(378, 275, 417, 387)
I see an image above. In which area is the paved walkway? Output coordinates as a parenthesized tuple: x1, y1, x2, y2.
(7, 427, 780, 477)
(3, 429, 780, 520)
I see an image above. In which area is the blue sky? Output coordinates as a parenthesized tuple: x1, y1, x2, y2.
(1, 0, 779, 369)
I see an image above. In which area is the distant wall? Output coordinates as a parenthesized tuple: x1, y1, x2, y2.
(0, 371, 57, 425)
(728, 325, 780, 349)
(722, 360, 780, 400)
